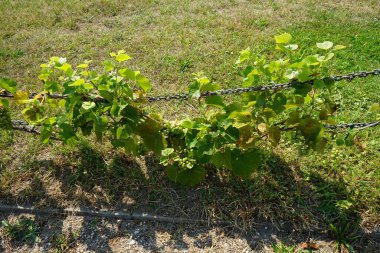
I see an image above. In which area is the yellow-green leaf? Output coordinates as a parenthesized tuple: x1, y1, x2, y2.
(69, 79, 85, 87)
(50, 56, 60, 63)
(369, 103, 379, 112)
(333, 45, 346, 50)
(83, 82, 94, 90)
(235, 47, 251, 64)
(136, 75, 151, 92)
(274, 33, 292, 44)
(58, 99, 66, 107)
(77, 63, 88, 68)
(0, 78, 17, 94)
(116, 53, 132, 62)
(14, 90, 29, 104)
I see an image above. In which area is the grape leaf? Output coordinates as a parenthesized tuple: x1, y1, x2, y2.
(230, 149, 261, 179)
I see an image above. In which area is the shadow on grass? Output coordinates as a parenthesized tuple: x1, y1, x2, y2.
(0, 142, 378, 252)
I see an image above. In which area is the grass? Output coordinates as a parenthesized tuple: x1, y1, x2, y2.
(0, 0, 379, 251)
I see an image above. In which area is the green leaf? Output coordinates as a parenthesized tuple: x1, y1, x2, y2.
(318, 53, 334, 62)
(119, 68, 136, 80)
(0, 78, 17, 94)
(166, 165, 206, 186)
(137, 118, 166, 154)
(58, 99, 66, 107)
(59, 123, 76, 142)
(44, 117, 56, 125)
(83, 82, 94, 90)
(336, 137, 345, 146)
(211, 149, 232, 168)
(205, 96, 225, 109)
(125, 137, 139, 154)
(103, 60, 115, 72)
(316, 41, 333, 50)
(110, 101, 120, 117)
(0, 98, 10, 108)
(294, 83, 312, 96)
(115, 126, 124, 139)
(116, 53, 132, 62)
(0, 106, 12, 129)
(99, 90, 114, 102)
(55, 63, 73, 76)
(298, 118, 322, 142)
(200, 82, 219, 92)
(274, 33, 292, 44)
(271, 93, 286, 113)
(303, 55, 319, 66)
(161, 148, 174, 157)
(313, 79, 325, 89)
(286, 111, 300, 125)
(268, 126, 281, 145)
(228, 111, 251, 124)
(345, 134, 355, 146)
(40, 126, 52, 143)
(235, 47, 251, 64)
(92, 115, 108, 140)
(230, 149, 261, 179)
(136, 75, 151, 92)
(22, 107, 43, 122)
(44, 81, 60, 92)
(197, 76, 210, 86)
(69, 79, 85, 87)
(188, 82, 201, 99)
(50, 56, 60, 63)
(112, 137, 138, 154)
(82, 101, 96, 110)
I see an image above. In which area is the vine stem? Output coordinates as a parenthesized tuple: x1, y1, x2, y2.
(12, 124, 62, 141)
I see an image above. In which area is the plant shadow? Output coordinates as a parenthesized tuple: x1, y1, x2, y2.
(0, 142, 378, 252)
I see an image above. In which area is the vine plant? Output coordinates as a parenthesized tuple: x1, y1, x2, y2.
(0, 34, 349, 185)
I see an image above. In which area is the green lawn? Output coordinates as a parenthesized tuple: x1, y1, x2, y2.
(1, 0, 379, 251)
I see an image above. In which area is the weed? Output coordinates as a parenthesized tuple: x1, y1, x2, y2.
(272, 242, 295, 253)
(255, 18, 269, 30)
(51, 231, 80, 253)
(179, 59, 192, 73)
(0, 49, 25, 58)
(329, 220, 360, 253)
(1, 218, 39, 243)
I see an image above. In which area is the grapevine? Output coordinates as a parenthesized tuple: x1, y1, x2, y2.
(1, 34, 379, 185)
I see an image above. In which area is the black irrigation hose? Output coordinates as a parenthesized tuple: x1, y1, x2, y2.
(0, 204, 230, 226)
